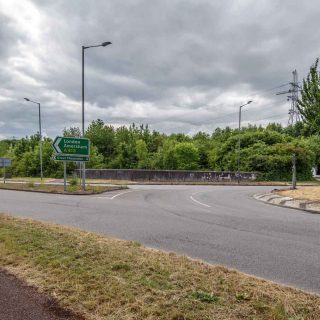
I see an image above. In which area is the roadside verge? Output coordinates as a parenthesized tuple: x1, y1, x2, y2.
(1, 214, 319, 319)
(0, 183, 127, 195)
(254, 192, 320, 213)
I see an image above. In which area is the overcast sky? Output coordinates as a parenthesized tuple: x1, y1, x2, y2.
(0, 0, 319, 139)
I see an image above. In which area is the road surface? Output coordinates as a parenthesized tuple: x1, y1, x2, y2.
(0, 185, 319, 293)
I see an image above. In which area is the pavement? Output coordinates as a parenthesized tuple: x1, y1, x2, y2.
(0, 185, 319, 294)
(0, 269, 82, 320)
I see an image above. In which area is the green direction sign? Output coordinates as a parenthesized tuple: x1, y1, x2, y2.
(53, 155, 89, 162)
(53, 137, 90, 156)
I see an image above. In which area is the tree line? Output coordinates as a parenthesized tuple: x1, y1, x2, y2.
(1, 57, 320, 181)
(0, 121, 319, 181)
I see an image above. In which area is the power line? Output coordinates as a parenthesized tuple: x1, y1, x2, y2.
(208, 100, 286, 124)
(247, 112, 289, 122)
(205, 82, 291, 111)
(248, 82, 291, 97)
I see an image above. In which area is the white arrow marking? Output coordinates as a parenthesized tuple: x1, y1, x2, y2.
(54, 137, 62, 153)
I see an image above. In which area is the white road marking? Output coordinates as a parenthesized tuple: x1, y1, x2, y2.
(96, 190, 135, 200)
(190, 192, 211, 208)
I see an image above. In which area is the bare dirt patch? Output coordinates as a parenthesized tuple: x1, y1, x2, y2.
(0, 268, 83, 320)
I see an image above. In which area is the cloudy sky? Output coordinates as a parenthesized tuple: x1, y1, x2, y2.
(0, 0, 319, 139)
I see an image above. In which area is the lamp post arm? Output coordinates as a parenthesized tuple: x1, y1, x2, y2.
(26, 99, 39, 105)
(83, 44, 102, 49)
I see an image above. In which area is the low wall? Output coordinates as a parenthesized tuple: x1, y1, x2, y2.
(81, 169, 258, 182)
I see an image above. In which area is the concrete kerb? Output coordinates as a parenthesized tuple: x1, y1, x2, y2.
(253, 192, 320, 214)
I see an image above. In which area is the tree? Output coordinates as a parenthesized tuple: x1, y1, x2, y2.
(298, 58, 320, 134)
(136, 139, 149, 168)
(161, 140, 178, 170)
(174, 142, 199, 170)
(86, 145, 104, 169)
(63, 127, 81, 137)
(85, 119, 115, 163)
(193, 132, 210, 169)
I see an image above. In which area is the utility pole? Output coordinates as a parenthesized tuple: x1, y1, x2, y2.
(237, 100, 253, 183)
(24, 98, 43, 181)
(276, 70, 301, 189)
(81, 41, 111, 191)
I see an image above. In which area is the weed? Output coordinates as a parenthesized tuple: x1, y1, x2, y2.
(68, 177, 78, 186)
(26, 182, 35, 188)
(191, 291, 219, 303)
(235, 291, 251, 301)
(111, 263, 131, 271)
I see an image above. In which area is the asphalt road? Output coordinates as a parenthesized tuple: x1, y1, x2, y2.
(0, 185, 319, 293)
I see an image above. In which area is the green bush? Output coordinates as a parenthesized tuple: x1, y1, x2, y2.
(68, 177, 78, 186)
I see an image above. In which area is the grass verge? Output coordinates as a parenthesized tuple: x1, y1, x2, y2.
(0, 215, 319, 320)
(0, 183, 126, 194)
(275, 186, 320, 202)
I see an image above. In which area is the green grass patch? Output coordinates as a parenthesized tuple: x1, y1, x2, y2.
(0, 215, 319, 320)
(191, 291, 219, 303)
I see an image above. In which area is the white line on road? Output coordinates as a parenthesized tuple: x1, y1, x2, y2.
(96, 190, 135, 200)
(190, 192, 211, 208)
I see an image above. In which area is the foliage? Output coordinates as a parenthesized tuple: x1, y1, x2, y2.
(0, 120, 318, 181)
(298, 58, 320, 134)
(174, 142, 199, 170)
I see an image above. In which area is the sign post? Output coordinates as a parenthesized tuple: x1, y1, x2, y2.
(0, 158, 11, 184)
(63, 161, 67, 192)
(52, 137, 90, 191)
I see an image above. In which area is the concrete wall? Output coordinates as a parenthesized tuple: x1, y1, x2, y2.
(82, 169, 258, 182)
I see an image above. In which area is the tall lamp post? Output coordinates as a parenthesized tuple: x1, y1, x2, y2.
(82, 41, 111, 190)
(237, 100, 253, 183)
(24, 98, 43, 181)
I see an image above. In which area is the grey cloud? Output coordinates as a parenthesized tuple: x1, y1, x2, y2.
(0, 0, 319, 138)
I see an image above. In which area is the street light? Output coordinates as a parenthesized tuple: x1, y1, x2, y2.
(81, 41, 111, 190)
(24, 98, 43, 181)
(237, 100, 253, 183)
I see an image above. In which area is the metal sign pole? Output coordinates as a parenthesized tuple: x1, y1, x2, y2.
(64, 161, 67, 192)
(3, 166, 5, 184)
(79, 162, 82, 185)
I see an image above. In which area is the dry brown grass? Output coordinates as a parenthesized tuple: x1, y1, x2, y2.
(1, 214, 319, 320)
(276, 186, 320, 202)
(0, 183, 126, 194)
